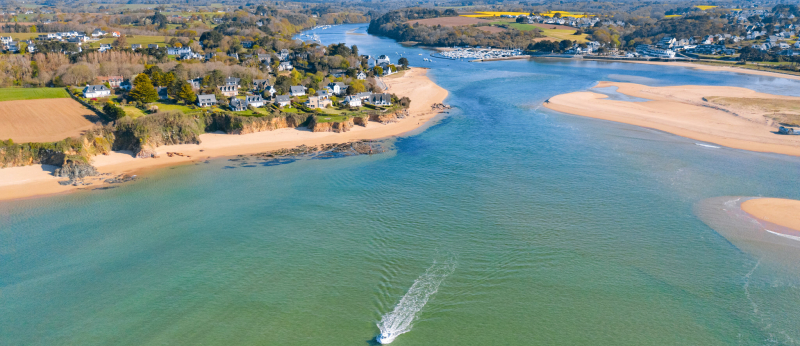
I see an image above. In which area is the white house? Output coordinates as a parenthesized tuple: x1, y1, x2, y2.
(274, 95, 291, 107)
(326, 82, 347, 96)
(366, 93, 392, 106)
(197, 94, 217, 107)
(167, 47, 192, 55)
(376, 54, 391, 65)
(278, 61, 293, 71)
(343, 95, 362, 107)
(91, 29, 106, 37)
(290, 86, 306, 96)
(83, 85, 111, 98)
(357, 71, 367, 80)
(245, 95, 265, 108)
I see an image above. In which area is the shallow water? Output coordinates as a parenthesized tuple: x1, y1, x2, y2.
(3, 24, 800, 345)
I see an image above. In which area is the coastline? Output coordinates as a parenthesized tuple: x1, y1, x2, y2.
(741, 198, 800, 233)
(534, 55, 800, 81)
(0, 67, 449, 202)
(543, 81, 800, 157)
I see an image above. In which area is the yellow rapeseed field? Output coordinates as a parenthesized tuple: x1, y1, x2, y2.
(695, 5, 718, 10)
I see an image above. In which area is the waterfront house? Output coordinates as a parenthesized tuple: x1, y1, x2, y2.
(98, 76, 124, 88)
(304, 96, 332, 109)
(218, 85, 239, 97)
(366, 93, 392, 106)
(274, 95, 291, 107)
(245, 95, 265, 108)
(290, 86, 306, 96)
(356, 92, 372, 100)
(326, 82, 347, 96)
(230, 98, 248, 111)
(343, 95, 362, 107)
(316, 89, 330, 99)
(83, 84, 111, 98)
(225, 77, 240, 86)
(197, 94, 217, 107)
(376, 54, 391, 65)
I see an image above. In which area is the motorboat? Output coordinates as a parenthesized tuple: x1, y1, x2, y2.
(377, 331, 397, 344)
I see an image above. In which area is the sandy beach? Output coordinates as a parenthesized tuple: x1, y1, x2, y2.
(620, 60, 800, 82)
(544, 81, 800, 156)
(741, 198, 800, 233)
(0, 67, 448, 201)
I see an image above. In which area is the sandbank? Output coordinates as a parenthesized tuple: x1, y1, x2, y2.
(543, 81, 800, 156)
(741, 198, 800, 233)
(0, 67, 448, 201)
(619, 60, 800, 82)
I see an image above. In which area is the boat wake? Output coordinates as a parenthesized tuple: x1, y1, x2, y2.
(376, 258, 456, 344)
(695, 143, 721, 149)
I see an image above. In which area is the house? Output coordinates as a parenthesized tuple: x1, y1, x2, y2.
(5, 41, 19, 53)
(179, 52, 201, 60)
(304, 96, 332, 109)
(83, 84, 111, 98)
(278, 61, 293, 71)
(112, 31, 120, 37)
(330, 69, 346, 78)
(242, 41, 254, 48)
(148, 44, 159, 49)
(225, 77, 240, 86)
(263, 85, 276, 96)
(366, 93, 392, 106)
(356, 92, 372, 100)
(204, 52, 217, 60)
(98, 76, 123, 88)
(376, 54, 391, 65)
(197, 94, 217, 107)
(274, 95, 291, 107)
(167, 47, 191, 55)
(257, 53, 271, 63)
(98, 44, 112, 52)
(156, 87, 169, 100)
(357, 71, 367, 80)
(218, 85, 239, 97)
(26, 43, 35, 53)
(316, 89, 330, 99)
(245, 95, 265, 107)
(290, 86, 306, 96)
(326, 82, 347, 96)
(230, 98, 248, 111)
(343, 95, 362, 107)
(120, 80, 132, 91)
(0, 36, 11, 45)
(91, 29, 106, 37)
(131, 44, 142, 50)
(228, 53, 239, 60)
(187, 78, 202, 90)
(279, 48, 290, 61)
(252, 79, 269, 91)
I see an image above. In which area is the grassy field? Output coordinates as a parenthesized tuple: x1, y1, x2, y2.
(489, 19, 587, 42)
(122, 106, 147, 119)
(2, 33, 42, 40)
(95, 35, 174, 46)
(0, 87, 70, 102)
(315, 114, 350, 123)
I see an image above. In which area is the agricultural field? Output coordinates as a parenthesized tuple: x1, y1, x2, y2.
(0, 87, 70, 102)
(405, 16, 493, 27)
(0, 98, 98, 143)
(695, 5, 718, 10)
(488, 19, 588, 42)
(95, 35, 175, 46)
(462, 11, 590, 18)
(2, 33, 42, 40)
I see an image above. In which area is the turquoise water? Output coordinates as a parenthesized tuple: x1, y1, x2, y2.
(3, 24, 800, 345)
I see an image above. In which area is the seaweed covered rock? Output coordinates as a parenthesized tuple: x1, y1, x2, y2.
(54, 160, 99, 179)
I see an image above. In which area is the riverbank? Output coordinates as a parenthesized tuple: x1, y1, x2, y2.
(741, 198, 800, 233)
(543, 81, 800, 157)
(533, 55, 800, 81)
(0, 67, 449, 201)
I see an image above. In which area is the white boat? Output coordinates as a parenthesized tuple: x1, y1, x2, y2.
(377, 332, 396, 344)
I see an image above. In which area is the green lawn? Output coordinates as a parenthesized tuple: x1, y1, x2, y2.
(315, 115, 350, 123)
(0, 87, 69, 102)
(2, 32, 41, 40)
(154, 102, 196, 113)
(122, 106, 146, 119)
(489, 19, 588, 43)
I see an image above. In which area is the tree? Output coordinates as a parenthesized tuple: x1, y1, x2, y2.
(373, 66, 383, 76)
(398, 57, 409, 68)
(113, 35, 127, 48)
(128, 73, 158, 103)
(30, 25, 37, 33)
(346, 80, 366, 95)
(176, 80, 196, 104)
(103, 102, 127, 120)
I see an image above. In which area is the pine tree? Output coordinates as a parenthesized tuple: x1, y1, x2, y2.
(177, 81, 196, 104)
(128, 73, 158, 103)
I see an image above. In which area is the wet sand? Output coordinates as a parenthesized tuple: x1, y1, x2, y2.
(544, 81, 800, 156)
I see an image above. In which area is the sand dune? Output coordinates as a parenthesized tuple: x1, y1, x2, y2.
(544, 81, 800, 156)
(0, 67, 449, 201)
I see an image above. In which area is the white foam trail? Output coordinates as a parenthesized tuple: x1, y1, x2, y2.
(765, 229, 800, 242)
(377, 258, 456, 343)
(695, 143, 721, 149)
